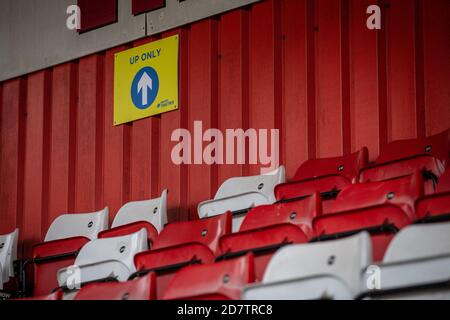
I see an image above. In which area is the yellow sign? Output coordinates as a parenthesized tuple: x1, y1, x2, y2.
(114, 35, 179, 125)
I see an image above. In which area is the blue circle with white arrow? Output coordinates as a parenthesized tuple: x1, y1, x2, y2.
(131, 66, 159, 110)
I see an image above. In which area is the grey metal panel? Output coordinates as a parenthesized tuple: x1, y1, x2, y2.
(146, 0, 262, 35)
(0, 0, 263, 82)
(0, 0, 146, 82)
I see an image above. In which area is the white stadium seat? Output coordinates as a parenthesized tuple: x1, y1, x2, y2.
(44, 208, 109, 242)
(383, 222, 450, 263)
(198, 166, 285, 231)
(361, 222, 450, 300)
(57, 229, 148, 288)
(244, 275, 354, 300)
(0, 229, 19, 285)
(243, 232, 372, 300)
(112, 189, 168, 233)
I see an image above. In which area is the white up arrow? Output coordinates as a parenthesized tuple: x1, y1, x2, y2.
(137, 72, 153, 105)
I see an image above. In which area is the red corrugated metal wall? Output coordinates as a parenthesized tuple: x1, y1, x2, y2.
(0, 0, 449, 259)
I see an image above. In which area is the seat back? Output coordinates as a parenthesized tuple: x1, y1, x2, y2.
(112, 190, 168, 233)
(359, 131, 450, 194)
(383, 222, 450, 263)
(0, 228, 19, 283)
(314, 205, 411, 261)
(74, 273, 156, 300)
(134, 243, 216, 299)
(32, 237, 90, 296)
(314, 175, 420, 261)
(359, 156, 445, 194)
(214, 166, 285, 203)
(294, 148, 368, 182)
(416, 192, 450, 221)
(274, 149, 368, 202)
(44, 207, 109, 242)
(73, 229, 148, 274)
(262, 232, 372, 295)
(376, 130, 449, 166)
(152, 213, 232, 255)
(239, 193, 321, 233)
(437, 168, 450, 193)
(162, 254, 255, 300)
(219, 197, 318, 281)
(327, 173, 423, 219)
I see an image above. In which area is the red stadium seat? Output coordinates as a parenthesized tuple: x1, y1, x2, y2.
(416, 192, 450, 224)
(325, 171, 424, 219)
(413, 168, 450, 224)
(27, 208, 109, 296)
(360, 157, 444, 195)
(275, 149, 368, 211)
(162, 254, 255, 300)
(74, 273, 156, 300)
(360, 130, 449, 194)
(151, 213, 231, 254)
(376, 130, 449, 166)
(134, 213, 232, 299)
(436, 168, 450, 193)
(218, 194, 320, 280)
(31, 237, 89, 296)
(415, 168, 450, 224)
(313, 173, 424, 261)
